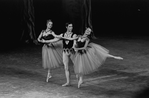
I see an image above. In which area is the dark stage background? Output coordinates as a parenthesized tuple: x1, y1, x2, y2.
(0, 0, 149, 49)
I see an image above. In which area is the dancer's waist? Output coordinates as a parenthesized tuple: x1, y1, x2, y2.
(77, 49, 86, 54)
(45, 43, 54, 47)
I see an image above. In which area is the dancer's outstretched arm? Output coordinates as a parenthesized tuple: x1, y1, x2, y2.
(42, 38, 60, 43)
(61, 34, 78, 40)
(42, 32, 62, 43)
(52, 32, 63, 38)
(107, 54, 123, 60)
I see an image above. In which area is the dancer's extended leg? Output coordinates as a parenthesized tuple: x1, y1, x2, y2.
(108, 54, 123, 60)
(76, 74, 79, 80)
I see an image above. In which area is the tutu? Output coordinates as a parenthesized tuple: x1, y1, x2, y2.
(72, 42, 109, 75)
(42, 40, 63, 69)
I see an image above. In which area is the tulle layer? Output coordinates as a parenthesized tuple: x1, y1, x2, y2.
(72, 42, 109, 75)
(42, 40, 63, 69)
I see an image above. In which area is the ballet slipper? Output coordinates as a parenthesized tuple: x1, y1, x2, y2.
(62, 82, 70, 87)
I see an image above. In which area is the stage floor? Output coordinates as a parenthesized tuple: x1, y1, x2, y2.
(0, 38, 149, 98)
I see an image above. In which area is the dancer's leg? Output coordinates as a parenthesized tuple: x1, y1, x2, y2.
(62, 52, 70, 86)
(76, 74, 79, 80)
(46, 69, 52, 82)
(108, 54, 123, 60)
(78, 75, 83, 88)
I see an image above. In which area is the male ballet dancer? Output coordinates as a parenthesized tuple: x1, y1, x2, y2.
(61, 23, 78, 86)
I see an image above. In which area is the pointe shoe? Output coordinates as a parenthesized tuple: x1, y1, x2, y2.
(46, 75, 52, 82)
(62, 82, 70, 87)
(78, 80, 83, 88)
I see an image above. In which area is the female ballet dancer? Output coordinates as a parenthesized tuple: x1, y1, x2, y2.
(72, 27, 123, 88)
(37, 19, 63, 82)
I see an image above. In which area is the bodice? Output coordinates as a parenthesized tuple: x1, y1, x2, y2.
(40, 31, 54, 40)
(76, 40, 86, 48)
(62, 33, 74, 49)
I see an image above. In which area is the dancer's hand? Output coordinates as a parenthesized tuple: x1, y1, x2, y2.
(41, 39, 46, 43)
(74, 48, 78, 51)
(39, 39, 43, 43)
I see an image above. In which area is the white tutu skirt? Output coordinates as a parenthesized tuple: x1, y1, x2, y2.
(72, 42, 109, 75)
(42, 40, 63, 69)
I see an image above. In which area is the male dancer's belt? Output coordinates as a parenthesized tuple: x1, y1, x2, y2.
(63, 48, 75, 54)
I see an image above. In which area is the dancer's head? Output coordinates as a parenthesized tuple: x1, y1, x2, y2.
(84, 27, 92, 36)
(84, 27, 94, 39)
(46, 19, 53, 29)
(66, 22, 73, 32)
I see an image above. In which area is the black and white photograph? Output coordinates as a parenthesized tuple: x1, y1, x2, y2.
(0, 0, 149, 98)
